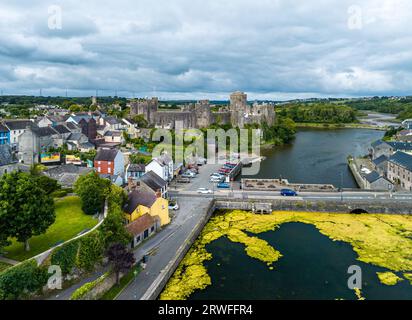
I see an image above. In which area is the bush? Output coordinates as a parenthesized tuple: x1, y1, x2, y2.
(50, 240, 80, 275)
(76, 231, 104, 272)
(50, 189, 68, 198)
(0, 260, 48, 300)
(70, 272, 109, 300)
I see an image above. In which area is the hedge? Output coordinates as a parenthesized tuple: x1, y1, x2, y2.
(76, 231, 105, 272)
(70, 272, 110, 300)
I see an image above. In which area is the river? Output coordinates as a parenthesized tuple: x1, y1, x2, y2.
(244, 128, 384, 188)
(189, 223, 412, 300)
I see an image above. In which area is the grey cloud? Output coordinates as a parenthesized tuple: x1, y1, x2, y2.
(0, 0, 412, 99)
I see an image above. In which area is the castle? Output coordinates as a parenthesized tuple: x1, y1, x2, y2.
(129, 92, 275, 129)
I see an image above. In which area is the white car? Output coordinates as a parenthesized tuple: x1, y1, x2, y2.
(168, 202, 179, 210)
(197, 188, 213, 194)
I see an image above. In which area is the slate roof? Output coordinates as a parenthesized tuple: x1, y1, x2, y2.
(67, 132, 84, 141)
(105, 117, 121, 125)
(0, 123, 9, 132)
(104, 130, 122, 137)
(125, 213, 156, 236)
(140, 171, 167, 191)
(364, 171, 381, 183)
(53, 124, 71, 134)
(123, 189, 157, 214)
(65, 122, 79, 131)
(36, 126, 59, 137)
(386, 141, 412, 151)
(372, 155, 388, 166)
(3, 120, 33, 131)
(128, 163, 145, 172)
(0, 145, 15, 166)
(94, 148, 119, 162)
(388, 151, 412, 172)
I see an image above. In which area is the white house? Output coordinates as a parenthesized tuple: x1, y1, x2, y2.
(145, 159, 168, 182)
(3, 120, 34, 150)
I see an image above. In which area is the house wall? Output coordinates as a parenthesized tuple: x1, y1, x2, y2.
(150, 197, 170, 226)
(94, 160, 114, 175)
(145, 161, 166, 181)
(387, 162, 412, 191)
(114, 151, 125, 175)
(131, 223, 157, 248)
(0, 130, 10, 145)
(125, 198, 170, 226)
(18, 128, 40, 165)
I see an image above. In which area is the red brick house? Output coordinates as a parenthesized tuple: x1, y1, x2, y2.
(94, 148, 125, 176)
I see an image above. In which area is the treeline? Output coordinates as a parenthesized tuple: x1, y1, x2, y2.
(0, 96, 128, 108)
(345, 97, 412, 119)
(277, 103, 357, 124)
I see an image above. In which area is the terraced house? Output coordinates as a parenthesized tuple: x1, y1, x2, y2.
(387, 151, 412, 191)
(0, 123, 10, 145)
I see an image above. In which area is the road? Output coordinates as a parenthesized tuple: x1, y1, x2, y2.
(170, 189, 412, 202)
(117, 196, 213, 300)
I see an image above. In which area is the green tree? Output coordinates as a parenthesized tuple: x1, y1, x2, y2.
(74, 172, 110, 215)
(0, 260, 48, 300)
(0, 171, 55, 251)
(76, 231, 105, 272)
(132, 114, 149, 128)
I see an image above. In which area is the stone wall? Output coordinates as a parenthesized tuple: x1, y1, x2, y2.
(215, 198, 412, 214)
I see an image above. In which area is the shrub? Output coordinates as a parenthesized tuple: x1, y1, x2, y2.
(0, 260, 48, 300)
(70, 272, 109, 300)
(50, 189, 68, 198)
(76, 231, 104, 272)
(50, 240, 80, 274)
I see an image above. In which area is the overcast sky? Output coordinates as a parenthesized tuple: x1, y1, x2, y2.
(0, 0, 411, 100)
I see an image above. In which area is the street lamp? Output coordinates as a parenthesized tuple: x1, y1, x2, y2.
(340, 171, 344, 201)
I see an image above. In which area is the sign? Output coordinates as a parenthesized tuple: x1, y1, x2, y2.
(40, 152, 61, 164)
(66, 155, 82, 166)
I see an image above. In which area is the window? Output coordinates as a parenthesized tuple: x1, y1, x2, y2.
(98, 167, 101, 173)
(108, 167, 111, 174)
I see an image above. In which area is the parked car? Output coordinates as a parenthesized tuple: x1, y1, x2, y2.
(211, 173, 225, 178)
(280, 189, 298, 197)
(168, 201, 179, 210)
(197, 188, 213, 194)
(210, 177, 224, 183)
(217, 182, 231, 189)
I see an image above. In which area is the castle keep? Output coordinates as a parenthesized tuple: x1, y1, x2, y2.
(129, 92, 275, 129)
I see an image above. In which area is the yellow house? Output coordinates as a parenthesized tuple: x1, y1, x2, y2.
(124, 187, 170, 226)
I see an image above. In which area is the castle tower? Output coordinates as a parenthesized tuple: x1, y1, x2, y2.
(230, 91, 248, 128)
(195, 100, 212, 128)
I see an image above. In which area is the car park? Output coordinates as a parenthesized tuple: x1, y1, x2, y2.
(217, 182, 231, 189)
(197, 188, 213, 194)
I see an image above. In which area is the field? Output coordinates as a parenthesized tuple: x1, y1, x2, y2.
(3, 196, 98, 262)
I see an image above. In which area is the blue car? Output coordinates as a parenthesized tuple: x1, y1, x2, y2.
(217, 182, 231, 189)
(280, 189, 298, 196)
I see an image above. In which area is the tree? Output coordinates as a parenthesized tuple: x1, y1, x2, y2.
(34, 175, 60, 195)
(132, 114, 149, 128)
(74, 172, 110, 215)
(76, 231, 105, 272)
(0, 171, 55, 251)
(106, 243, 135, 285)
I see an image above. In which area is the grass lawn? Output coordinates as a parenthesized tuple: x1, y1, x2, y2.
(0, 261, 12, 272)
(3, 196, 98, 262)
